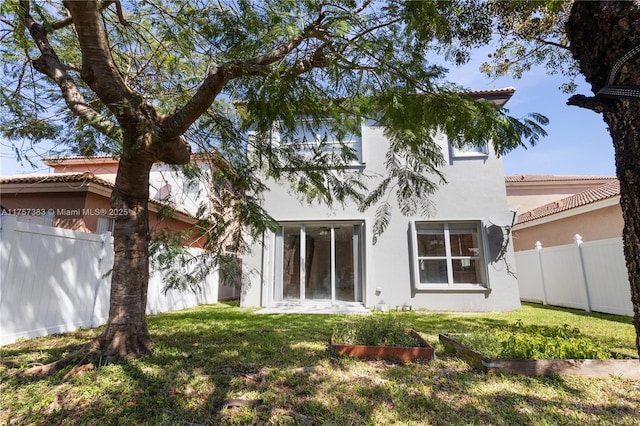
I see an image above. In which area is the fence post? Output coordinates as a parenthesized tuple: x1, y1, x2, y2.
(535, 241, 548, 305)
(574, 234, 592, 312)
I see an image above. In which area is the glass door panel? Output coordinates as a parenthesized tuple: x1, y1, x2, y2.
(305, 226, 332, 300)
(275, 222, 363, 303)
(334, 226, 356, 301)
(282, 226, 301, 300)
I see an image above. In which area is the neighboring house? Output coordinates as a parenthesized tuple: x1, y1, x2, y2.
(0, 171, 201, 241)
(505, 174, 623, 251)
(0, 155, 240, 301)
(0, 155, 238, 244)
(44, 155, 211, 218)
(241, 88, 522, 312)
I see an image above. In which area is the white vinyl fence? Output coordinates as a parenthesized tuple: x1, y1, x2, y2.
(0, 215, 234, 346)
(515, 234, 633, 316)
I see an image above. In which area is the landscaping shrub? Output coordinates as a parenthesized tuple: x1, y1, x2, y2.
(332, 313, 422, 347)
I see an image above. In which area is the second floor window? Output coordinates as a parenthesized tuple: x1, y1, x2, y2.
(276, 119, 363, 165)
(450, 136, 489, 159)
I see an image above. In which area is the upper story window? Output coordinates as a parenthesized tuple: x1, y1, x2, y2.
(275, 119, 363, 165)
(183, 179, 200, 194)
(96, 215, 115, 234)
(450, 136, 489, 159)
(410, 221, 487, 290)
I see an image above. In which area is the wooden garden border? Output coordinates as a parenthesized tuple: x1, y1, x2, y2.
(439, 334, 640, 379)
(331, 330, 435, 362)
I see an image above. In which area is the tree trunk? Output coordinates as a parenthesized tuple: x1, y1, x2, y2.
(566, 1, 640, 357)
(97, 141, 155, 356)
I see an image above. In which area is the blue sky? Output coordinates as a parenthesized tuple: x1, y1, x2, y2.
(441, 46, 616, 178)
(477, 72, 616, 177)
(0, 53, 616, 178)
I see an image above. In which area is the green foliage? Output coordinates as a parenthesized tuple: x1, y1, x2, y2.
(1, 0, 549, 216)
(455, 320, 610, 360)
(332, 313, 422, 347)
(1, 303, 638, 425)
(479, 0, 578, 90)
(1, 0, 553, 284)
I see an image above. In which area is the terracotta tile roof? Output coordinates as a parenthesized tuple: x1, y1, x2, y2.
(0, 172, 195, 219)
(516, 180, 620, 224)
(45, 155, 116, 160)
(467, 87, 516, 96)
(505, 174, 616, 183)
(43, 155, 119, 166)
(0, 171, 114, 187)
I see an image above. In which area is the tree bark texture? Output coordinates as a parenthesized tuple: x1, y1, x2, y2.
(97, 140, 155, 356)
(567, 1, 640, 357)
(20, 0, 328, 357)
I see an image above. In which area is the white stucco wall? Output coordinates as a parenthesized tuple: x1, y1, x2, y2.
(148, 163, 211, 217)
(241, 122, 521, 312)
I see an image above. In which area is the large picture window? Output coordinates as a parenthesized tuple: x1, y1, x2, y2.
(411, 221, 487, 289)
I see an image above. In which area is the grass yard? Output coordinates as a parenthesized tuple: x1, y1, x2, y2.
(1, 302, 639, 425)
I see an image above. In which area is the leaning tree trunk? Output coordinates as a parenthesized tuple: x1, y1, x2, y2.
(97, 138, 156, 356)
(566, 1, 640, 357)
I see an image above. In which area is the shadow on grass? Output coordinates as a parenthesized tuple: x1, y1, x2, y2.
(1, 302, 638, 425)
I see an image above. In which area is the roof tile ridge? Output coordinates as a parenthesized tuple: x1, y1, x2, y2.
(516, 179, 620, 224)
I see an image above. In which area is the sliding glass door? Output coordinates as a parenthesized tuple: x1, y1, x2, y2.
(275, 222, 363, 303)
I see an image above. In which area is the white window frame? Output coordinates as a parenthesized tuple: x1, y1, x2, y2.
(449, 135, 489, 158)
(274, 118, 364, 166)
(410, 220, 489, 291)
(96, 215, 115, 234)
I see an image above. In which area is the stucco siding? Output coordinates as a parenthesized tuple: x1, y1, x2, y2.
(242, 122, 520, 312)
(513, 204, 624, 251)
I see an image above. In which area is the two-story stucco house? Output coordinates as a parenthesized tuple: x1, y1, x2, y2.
(241, 88, 522, 313)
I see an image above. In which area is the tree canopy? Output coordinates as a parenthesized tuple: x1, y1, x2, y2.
(475, 0, 640, 357)
(1, 0, 547, 360)
(1, 0, 545, 211)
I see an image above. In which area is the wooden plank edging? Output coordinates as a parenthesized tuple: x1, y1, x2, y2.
(439, 334, 640, 379)
(330, 329, 435, 361)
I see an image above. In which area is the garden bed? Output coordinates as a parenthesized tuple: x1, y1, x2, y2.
(439, 333, 640, 379)
(331, 329, 435, 362)
(330, 314, 435, 361)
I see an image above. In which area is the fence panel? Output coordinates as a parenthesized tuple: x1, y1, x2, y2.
(0, 217, 109, 345)
(513, 249, 545, 303)
(538, 244, 588, 311)
(580, 238, 633, 316)
(515, 236, 633, 316)
(0, 216, 226, 346)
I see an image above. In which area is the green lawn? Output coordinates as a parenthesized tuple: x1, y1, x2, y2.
(1, 302, 638, 425)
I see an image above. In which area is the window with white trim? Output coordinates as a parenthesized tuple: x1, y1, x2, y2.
(96, 215, 115, 234)
(450, 136, 489, 158)
(411, 221, 487, 289)
(276, 119, 363, 165)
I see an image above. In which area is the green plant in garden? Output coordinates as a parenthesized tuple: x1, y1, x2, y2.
(498, 332, 608, 360)
(1, 303, 638, 425)
(509, 319, 582, 338)
(332, 313, 422, 347)
(456, 320, 610, 360)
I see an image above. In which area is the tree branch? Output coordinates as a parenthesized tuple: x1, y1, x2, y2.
(52, 0, 126, 30)
(162, 9, 328, 139)
(533, 37, 569, 51)
(567, 94, 610, 113)
(62, 0, 135, 116)
(19, 1, 120, 140)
